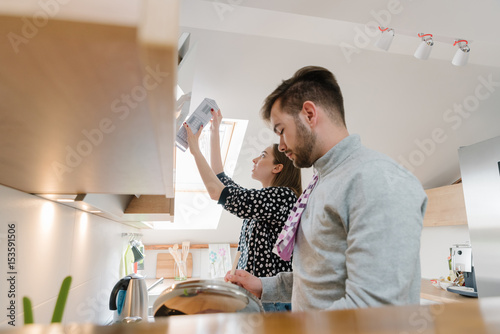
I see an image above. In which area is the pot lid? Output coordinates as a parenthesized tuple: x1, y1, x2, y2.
(153, 279, 263, 316)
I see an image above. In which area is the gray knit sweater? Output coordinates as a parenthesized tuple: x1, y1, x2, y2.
(260, 134, 427, 311)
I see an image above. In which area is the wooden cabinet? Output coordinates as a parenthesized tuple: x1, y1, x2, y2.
(423, 183, 468, 227)
(0, 0, 178, 198)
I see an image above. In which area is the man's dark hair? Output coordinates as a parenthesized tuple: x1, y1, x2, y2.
(261, 66, 346, 127)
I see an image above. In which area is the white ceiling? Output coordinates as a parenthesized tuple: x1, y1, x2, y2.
(178, 0, 500, 190)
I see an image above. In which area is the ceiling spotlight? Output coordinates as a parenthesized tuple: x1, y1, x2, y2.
(452, 39, 470, 66)
(375, 27, 394, 51)
(414, 33, 434, 60)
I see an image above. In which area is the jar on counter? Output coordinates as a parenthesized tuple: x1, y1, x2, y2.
(174, 261, 187, 281)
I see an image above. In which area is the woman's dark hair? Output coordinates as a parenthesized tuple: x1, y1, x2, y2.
(270, 144, 302, 197)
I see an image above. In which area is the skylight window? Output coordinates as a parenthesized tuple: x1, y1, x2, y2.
(175, 120, 235, 192)
(148, 118, 248, 230)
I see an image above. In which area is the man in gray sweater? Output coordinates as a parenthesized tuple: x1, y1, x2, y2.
(225, 66, 428, 311)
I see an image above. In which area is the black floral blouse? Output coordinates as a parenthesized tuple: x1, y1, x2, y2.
(217, 172, 296, 277)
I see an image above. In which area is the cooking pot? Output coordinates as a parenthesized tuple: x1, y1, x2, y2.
(153, 279, 263, 317)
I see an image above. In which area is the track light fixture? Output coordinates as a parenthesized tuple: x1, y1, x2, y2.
(375, 27, 394, 51)
(414, 33, 434, 60)
(373, 28, 470, 67)
(452, 39, 470, 66)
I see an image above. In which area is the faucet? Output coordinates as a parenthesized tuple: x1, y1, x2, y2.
(147, 277, 164, 292)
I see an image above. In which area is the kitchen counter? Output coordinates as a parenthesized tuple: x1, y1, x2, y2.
(3, 297, 500, 333)
(420, 278, 471, 303)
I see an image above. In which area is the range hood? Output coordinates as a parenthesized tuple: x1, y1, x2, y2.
(0, 1, 180, 223)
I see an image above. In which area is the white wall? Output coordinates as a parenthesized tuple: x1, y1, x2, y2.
(141, 248, 238, 280)
(420, 225, 471, 279)
(0, 184, 138, 328)
(139, 198, 250, 279)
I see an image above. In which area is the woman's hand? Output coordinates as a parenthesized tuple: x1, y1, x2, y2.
(183, 122, 203, 155)
(210, 109, 223, 133)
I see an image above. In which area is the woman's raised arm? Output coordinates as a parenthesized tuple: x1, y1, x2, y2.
(210, 109, 224, 175)
(184, 122, 224, 201)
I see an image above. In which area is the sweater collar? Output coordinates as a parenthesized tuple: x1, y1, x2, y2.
(313, 134, 361, 176)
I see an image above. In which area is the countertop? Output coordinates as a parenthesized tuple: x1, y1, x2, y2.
(420, 278, 471, 303)
(3, 297, 500, 333)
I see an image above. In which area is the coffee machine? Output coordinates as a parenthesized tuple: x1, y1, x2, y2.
(447, 243, 478, 297)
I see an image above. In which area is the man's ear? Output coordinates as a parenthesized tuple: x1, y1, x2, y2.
(273, 164, 283, 174)
(301, 101, 318, 127)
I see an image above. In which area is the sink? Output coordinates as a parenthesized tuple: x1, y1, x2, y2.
(148, 293, 161, 317)
(147, 278, 168, 317)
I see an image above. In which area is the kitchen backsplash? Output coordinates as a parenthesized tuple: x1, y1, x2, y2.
(0, 184, 137, 328)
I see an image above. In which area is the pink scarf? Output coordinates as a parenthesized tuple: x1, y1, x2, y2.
(273, 172, 319, 261)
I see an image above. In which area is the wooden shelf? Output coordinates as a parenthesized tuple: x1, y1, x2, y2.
(145, 244, 239, 250)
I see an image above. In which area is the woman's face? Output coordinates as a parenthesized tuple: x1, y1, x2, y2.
(251, 146, 278, 184)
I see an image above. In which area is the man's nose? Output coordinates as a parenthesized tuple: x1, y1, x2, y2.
(278, 137, 287, 152)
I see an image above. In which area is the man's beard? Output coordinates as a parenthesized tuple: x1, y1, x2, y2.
(289, 118, 316, 168)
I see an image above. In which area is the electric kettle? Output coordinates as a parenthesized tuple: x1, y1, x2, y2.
(109, 273, 148, 323)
